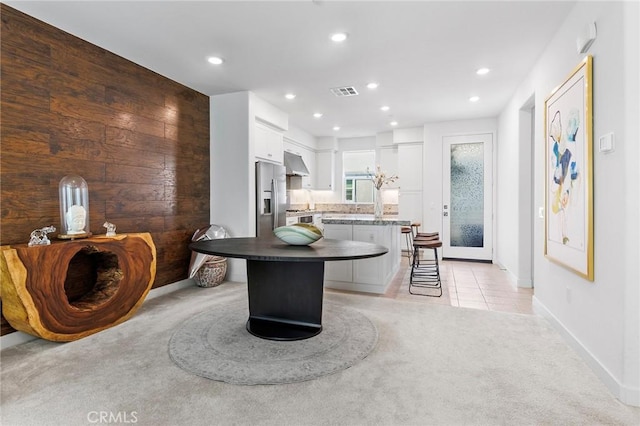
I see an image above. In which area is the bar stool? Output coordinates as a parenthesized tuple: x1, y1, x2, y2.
(409, 235, 442, 297)
(412, 231, 438, 264)
(410, 222, 421, 238)
(410, 223, 423, 259)
(401, 226, 413, 262)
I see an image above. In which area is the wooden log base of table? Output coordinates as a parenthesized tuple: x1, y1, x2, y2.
(0, 233, 156, 342)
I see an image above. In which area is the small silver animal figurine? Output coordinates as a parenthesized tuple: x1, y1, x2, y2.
(103, 221, 117, 237)
(28, 226, 56, 247)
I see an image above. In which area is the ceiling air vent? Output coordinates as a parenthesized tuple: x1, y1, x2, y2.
(330, 86, 359, 97)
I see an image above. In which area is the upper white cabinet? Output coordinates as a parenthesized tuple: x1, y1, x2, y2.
(284, 140, 315, 189)
(398, 143, 423, 191)
(378, 146, 399, 188)
(315, 150, 335, 190)
(255, 121, 284, 164)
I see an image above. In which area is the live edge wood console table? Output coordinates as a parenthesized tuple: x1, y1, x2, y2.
(0, 233, 156, 342)
(190, 237, 387, 341)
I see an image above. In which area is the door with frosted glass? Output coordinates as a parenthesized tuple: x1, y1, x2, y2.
(442, 134, 493, 260)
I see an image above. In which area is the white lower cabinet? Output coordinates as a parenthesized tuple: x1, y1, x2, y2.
(352, 226, 389, 285)
(323, 224, 352, 282)
(323, 223, 400, 294)
(313, 213, 324, 231)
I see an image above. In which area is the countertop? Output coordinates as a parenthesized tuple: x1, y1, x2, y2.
(321, 214, 410, 226)
(286, 210, 320, 217)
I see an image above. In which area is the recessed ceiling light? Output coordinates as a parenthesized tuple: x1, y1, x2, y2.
(390, 121, 398, 126)
(380, 105, 390, 111)
(333, 126, 341, 131)
(366, 82, 379, 89)
(476, 67, 490, 75)
(330, 33, 348, 42)
(285, 93, 296, 100)
(207, 56, 224, 65)
(469, 96, 480, 102)
(313, 113, 323, 118)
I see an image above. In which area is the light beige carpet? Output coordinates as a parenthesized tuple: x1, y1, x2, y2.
(1, 281, 639, 426)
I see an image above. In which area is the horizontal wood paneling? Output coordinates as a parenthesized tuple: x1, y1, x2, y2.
(1, 5, 210, 336)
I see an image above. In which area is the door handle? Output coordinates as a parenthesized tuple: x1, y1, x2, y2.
(443, 212, 449, 217)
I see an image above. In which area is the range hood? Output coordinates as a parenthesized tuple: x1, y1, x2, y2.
(284, 151, 310, 176)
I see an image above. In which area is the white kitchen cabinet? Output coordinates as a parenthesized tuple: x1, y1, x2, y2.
(313, 213, 323, 231)
(285, 216, 298, 226)
(322, 222, 401, 294)
(352, 226, 391, 285)
(284, 141, 316, 189)
(300, 146, 315, 189)
(377, 146, 399, 188)
(399, 191, 423, 225)
(255, 121, 284, 164)
(398, 143, 422, 191)
(323, 224, 353, 282)
(315, 150, 335, 190)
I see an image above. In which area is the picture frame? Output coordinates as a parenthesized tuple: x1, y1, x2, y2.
(544, 55, 594, 281)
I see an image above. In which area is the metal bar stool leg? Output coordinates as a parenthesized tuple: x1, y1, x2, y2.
(401, 226, 413, 263)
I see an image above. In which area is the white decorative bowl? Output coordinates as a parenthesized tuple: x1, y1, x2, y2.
(273, 223, 323, 245)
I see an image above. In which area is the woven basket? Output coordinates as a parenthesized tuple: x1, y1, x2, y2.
(194, 256, 227, 288)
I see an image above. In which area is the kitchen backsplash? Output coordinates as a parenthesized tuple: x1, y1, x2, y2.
(289, 203, 398, 215)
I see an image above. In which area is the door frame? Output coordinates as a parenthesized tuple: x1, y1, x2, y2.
(441, 133, 494, 261)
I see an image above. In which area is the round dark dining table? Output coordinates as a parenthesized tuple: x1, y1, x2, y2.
(190, 236, 388, 341)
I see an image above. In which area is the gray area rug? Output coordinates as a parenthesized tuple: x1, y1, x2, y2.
(168, 301, 378, 384)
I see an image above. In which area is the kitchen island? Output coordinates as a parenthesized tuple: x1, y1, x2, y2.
(322, 214, 410, 294)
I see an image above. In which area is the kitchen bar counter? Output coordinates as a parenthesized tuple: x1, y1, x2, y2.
(321, 215, 409, 294)
(321, 214, 410, 226)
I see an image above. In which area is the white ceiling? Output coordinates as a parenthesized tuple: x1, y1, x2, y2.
(7, 1, 576, 138)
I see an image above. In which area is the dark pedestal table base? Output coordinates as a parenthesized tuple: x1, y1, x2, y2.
(246, 260, 324, 341)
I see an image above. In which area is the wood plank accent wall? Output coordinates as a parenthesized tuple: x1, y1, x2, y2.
(0, 5, 210, 336)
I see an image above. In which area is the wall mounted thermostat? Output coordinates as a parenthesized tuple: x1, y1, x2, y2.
(598, 132, 614, 153)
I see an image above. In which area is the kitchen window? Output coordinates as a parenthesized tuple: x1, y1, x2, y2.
(343, 150, 375, 203)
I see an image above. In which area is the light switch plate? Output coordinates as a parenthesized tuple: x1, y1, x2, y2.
(599, 132, 614, 153)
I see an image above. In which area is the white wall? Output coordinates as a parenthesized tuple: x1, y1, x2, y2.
(210, 92, 253, 282)
(622, 0, 639, 405)
(210, 92, 252, 237)
(498, 1, 639, 406)
(496, 101, 534, 286)
(423, 118, 498, 243)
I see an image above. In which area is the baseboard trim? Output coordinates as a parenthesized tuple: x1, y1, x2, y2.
(1, 278, 197, 351)
(533, 296, 639, 407)
(493, 260, 532, 288)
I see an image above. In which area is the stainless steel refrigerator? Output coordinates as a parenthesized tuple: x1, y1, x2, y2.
(256, 161, 288, 237)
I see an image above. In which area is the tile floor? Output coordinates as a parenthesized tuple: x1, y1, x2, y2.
(383, 256, 534, 315)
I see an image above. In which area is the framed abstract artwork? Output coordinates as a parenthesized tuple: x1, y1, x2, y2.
(544, 55, 594, 281)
